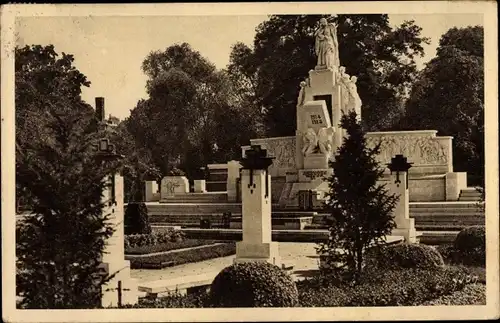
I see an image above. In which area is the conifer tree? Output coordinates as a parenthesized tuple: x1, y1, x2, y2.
(16, 102, 121, 308)
(317, 111, 398, 284)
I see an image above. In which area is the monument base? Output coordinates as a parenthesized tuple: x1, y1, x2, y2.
(100, 260, 139, 308)
(303, 153, 330, 169)
(234, 241, 281, 267)
(392, 218, 418, 244)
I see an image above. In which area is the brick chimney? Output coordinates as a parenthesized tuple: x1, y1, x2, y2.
(95, 97, 105, 122)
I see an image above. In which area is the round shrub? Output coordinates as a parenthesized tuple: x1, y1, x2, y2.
(453, 225, 485, 266)
(209, 262, 298, 307)
(364, 243, 445, 272)
(124, 202, 151, 235)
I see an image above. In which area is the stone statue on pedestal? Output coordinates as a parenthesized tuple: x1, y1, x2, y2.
(346, 76, 362, 117)
(297, 81, 307, 107)
(302, 128, 318, 156)
(317, 127, 336, 155)
(314, 18, 340, 70)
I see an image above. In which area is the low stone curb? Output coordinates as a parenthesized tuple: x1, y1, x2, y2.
(125, 243, 225, 259)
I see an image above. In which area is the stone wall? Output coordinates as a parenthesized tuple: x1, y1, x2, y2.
(366, 130, 453, 174)
(242, 136, 297, 177)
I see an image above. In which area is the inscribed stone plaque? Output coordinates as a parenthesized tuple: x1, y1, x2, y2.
(303, 100, 332, 132)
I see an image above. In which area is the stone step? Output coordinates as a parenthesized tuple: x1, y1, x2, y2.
(415, 224, 481, 231)
(206, 181, 227, 192)
(160, 192, 228, 203)
(418, 231, 459, 244)
(458, 196, 482, 202)
(206, 173, 228, 182)
(146, 203, 242, 215)
(409, 209, 484, 215)
(460, 191, 482, 196)
(409, 202, 482, 209)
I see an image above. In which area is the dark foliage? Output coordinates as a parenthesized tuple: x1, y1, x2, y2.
(317, 111, 398, 283)
(364, 243, 445, 271)
(124, 202, 152, 235)
(209, 262, 299, 307)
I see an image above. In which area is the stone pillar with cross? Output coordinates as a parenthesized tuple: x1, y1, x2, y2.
(234, 145, 281, 266)
(386, 154, 418, 243)
(94, 138, 139, 307)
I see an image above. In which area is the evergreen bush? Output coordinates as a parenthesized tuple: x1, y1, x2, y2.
(209, 262, 298, 307)
(453, 225, 485, 266)
(364, 243, 445, 272)
(124, 202, 151, 235)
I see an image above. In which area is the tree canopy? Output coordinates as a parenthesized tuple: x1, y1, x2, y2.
(226, 15, 430, 136)
(402, 26, 484, 184)
(126, 42, 263, 179)
(15, 45, 122, 308)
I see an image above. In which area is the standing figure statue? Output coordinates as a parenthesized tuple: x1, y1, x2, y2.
(302, 128, 318, 156)
(314, 18, 340, 70)
(297, 81, 307, 107)
(346, 76, 362, 119)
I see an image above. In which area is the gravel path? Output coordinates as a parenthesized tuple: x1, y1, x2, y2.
(130, 242, 319, 283)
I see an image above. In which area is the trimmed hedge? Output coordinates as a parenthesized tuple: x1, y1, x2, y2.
(453, 226, 485, 266)
(129, 242, 236, 269)
(125, 239, 219, 255)
(124, 202, 151, 235)
(209, 262, 298, 307)
(124, 229, 185, 249)
(364, 243, 445, 272)
(297, 266, 479, 307)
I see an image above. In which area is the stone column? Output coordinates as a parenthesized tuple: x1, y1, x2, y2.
(144, 180, 158, 202)
(226, 160, 242, 202)
(387, 171, 418, 243)
(101, 174, 139, 307)
(193, 179, 207, 193)
(235, 168, 281, 266)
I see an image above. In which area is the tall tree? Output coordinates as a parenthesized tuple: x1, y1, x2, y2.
(16, 99, 120, 308)
(402, 26, 484, 185)
(317, 111, 398, 284)
(109, 121, 160, 202)
(15, 44, 93, 209)
(130, 43, 263, 179)
(227, 15, 430, 136)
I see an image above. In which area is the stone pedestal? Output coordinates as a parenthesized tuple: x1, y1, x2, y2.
(160, 176, 189, 200)
(144, 180, 159, 202)
(387, 172, 418, 243)
(445, 172, 467, 201)
(303, 153, 330, 170)
(101, 175, 138, 307)
(235, 169, 281, 266)
(227, 160, 242, 202)
(193, 179, 206, 193)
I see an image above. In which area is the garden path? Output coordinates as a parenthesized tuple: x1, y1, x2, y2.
(130, 242, 319, 283)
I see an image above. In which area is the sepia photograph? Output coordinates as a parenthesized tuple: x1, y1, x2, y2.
(1, 2, 498, 322)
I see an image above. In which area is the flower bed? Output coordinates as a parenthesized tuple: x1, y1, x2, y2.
(296, 265, 480, 307)
(125, 229, 185, 249)
(421, 283, 486, 305)
(124, 264, 483, 308)
(129, 242, 236, 269)
(125, 239, 220, 255)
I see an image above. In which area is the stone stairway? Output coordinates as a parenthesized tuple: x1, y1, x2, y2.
(161, 192, 228, 203)
(206, 167, 227, 192)
(145, 201, 484, 244)
(458, 187, 483, 201)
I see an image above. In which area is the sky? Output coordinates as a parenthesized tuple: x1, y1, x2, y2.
(16, 14, 483, 121)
